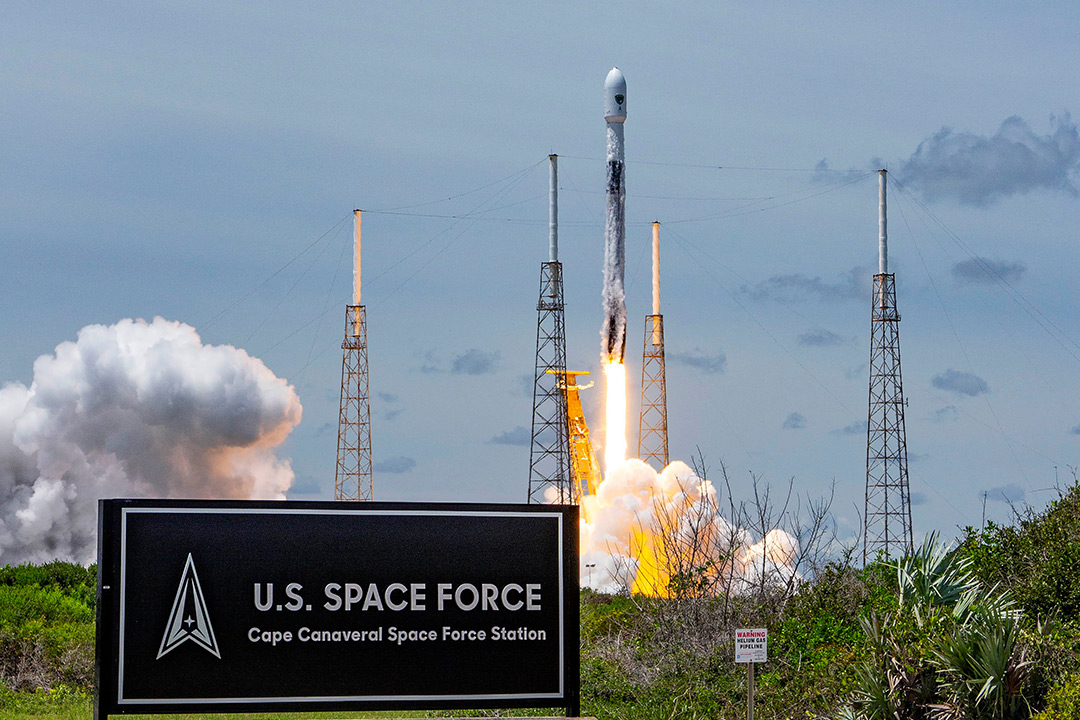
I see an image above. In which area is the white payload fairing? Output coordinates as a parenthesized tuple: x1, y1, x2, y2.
(601, 67, 627, 364)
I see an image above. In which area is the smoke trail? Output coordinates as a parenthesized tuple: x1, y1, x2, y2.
(0, 317, 302, 564)
(601, 125, 627, 363)
(579, 459, 800, 595)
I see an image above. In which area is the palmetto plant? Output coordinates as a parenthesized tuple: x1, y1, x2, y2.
(842, 535, 1034, 720)
(896, 532, 978, 627)
(930, 605, 1032, 720)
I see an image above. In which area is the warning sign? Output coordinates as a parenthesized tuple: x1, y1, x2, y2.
(735, 628, 767, 663)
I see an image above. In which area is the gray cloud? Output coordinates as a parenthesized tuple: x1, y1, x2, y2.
(490, 426, 530, 446)
(985, 484, 1026, 504)
(834, 420, 865, 436)
(782, 412, 806, 430)
(314, 422, 334, 437)
(910, 492, 928, 506)
(374, 456, 416, 474)
(797, 329, 846, 347)
(898, 114, 1080, 206)
(288, 475, 322, 495)
(378, 392, 402, 421)
(518, 374, 535, 398)
(419, 351, 441, 374)
(932, 369, 989, 397)
(952, 258, 1027, 285)
(745, 266, 867, 303)
(932, 406, 960, 423)
(845, 364, 866, 380)
(1071, 424, 1080, 435)
(812, 158, 865, 183)
(669, 348, 727, 374)
(451, 349, 499, 376)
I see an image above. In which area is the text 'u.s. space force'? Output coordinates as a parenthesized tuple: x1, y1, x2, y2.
(254, 582, 543, 612)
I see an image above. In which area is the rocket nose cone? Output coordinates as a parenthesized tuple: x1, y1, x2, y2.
(604, 67, 627, 123)
(605, 67, 626, 93)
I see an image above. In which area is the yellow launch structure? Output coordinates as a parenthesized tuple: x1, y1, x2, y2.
(548, 370, 601, 506)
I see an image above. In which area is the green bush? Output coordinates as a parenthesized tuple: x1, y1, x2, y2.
(0, 562, 96, 694)
(1034, 672, 1080, 720)
(964, 483, 1080, 623)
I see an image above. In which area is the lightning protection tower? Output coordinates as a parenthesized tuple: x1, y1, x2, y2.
(864, 170, 913, 562)
(528, 155, 573, 504)
(335, 210, 373, 501)
(638, 221, 669, 470)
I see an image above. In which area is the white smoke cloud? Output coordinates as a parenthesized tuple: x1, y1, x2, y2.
(578, 459, 800, 596)
(0, 317, 302, 564)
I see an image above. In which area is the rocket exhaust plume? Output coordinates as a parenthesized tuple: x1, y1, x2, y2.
(579, 460, 803, 596)
(0, 318, 302, 564)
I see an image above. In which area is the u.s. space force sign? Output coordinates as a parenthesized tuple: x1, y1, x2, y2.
(95, 500, 579, 717)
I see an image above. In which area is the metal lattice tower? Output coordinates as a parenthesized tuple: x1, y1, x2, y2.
(638, 223, 669, 469)
(335, 211, 372, 501)
(864, 171, 912, 562)
(335, 305, 372, 500)
(528, 155, 572, 504)
(638, 315, 669, 470)
(528, 262, 571, 502)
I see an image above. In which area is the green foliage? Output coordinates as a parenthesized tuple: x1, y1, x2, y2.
(896, 531, 978, 623)
(579, 563, 886, 720)
(0, 561, 96, 610)
(843, 535, 1043, 720)
(1033, 672, 1080, 720)
(0, 562, 96, 695)
(0, 682, 92, 718)
(964, 481, 1080, 622)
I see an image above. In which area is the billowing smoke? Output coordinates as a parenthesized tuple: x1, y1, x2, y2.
(0, 318, 302, 564)
(898, 114, 1080, 206)
(577, 459, 799, 596)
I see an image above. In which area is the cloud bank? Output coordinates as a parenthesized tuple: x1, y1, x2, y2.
(797, 329, 846, 347)
(0, 318, 301, 564)
(374, 456, 417, 474)
(782, 412, 806, 430)
(952, 258, 1027, 285)
(745, 267, 867, 303)
(490, 426, 530, 446)
(898, 114, 1080, 205)
(669, 348, 727, 374)
(932, 369, 990, 397)
(451, 349, 499, 376)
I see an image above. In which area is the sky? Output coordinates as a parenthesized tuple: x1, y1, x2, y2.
(2, 2, 1079, 554)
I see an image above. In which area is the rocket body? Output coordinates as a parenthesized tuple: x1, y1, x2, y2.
(601, 67, 627, 364)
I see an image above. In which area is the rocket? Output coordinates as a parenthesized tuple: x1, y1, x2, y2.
(601, 67, 627, 364)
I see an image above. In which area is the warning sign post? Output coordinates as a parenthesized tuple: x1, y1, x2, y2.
(735, 628, 767, 720)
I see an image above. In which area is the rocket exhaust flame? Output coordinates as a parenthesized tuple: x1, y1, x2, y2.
(579, 460, 803, 597)
(602, 361, 627, 473)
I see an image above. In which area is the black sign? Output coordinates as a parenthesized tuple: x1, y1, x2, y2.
(95, 500, 578, 717)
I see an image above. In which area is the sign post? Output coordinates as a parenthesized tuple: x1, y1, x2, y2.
(96, 499, 578, 718)
(735, 628, 767, 720)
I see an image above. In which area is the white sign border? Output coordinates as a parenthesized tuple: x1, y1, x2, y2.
(117, 506, 566, 706)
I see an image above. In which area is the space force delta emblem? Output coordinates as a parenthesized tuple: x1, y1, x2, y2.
(157, 553, 220, 659)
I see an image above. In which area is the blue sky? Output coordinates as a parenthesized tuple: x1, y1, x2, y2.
(3, 2, 1079, 547)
